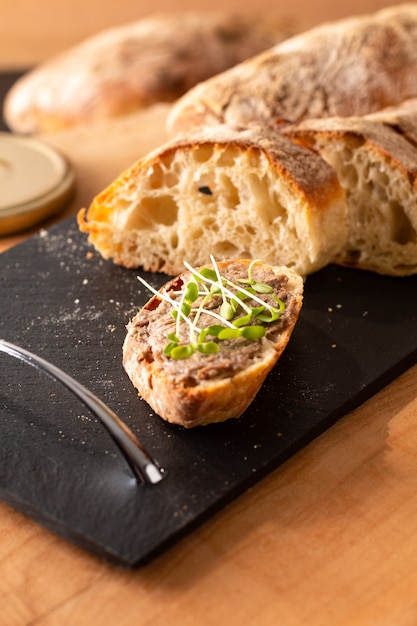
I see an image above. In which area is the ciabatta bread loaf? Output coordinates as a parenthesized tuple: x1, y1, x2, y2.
(77, 124, 347, 277)
(3, 12, 302, 134)
(167, 4, 417, 136)
(123, 258, 303, 427)
(284, 106, 417, 276)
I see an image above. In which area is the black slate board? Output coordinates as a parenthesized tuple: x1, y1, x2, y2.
(1, 217, 417, 567)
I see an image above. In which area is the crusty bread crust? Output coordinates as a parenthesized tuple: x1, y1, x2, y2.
(167, 4, 417, 135)
(122, 259, 303, 427)
(284, 107, 417, 276)
(3, 12, 302, 134)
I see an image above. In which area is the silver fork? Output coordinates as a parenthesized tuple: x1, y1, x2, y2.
(0, 339, 164, 484)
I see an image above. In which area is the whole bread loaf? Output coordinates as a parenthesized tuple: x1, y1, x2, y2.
(284, 103, 417, 276)
(77, 124, 346, 277)
(167, 4, 417, 135)
(3, 12, 301, 134)
(123, 258, 303, 427)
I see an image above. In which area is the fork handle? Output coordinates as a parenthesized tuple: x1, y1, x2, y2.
(0, 339, 164, 485)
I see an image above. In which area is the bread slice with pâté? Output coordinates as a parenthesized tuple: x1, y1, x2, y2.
(122, 257, 303, 427)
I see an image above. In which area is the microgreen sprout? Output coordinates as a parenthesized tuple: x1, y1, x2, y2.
(137, 257, 286, 359)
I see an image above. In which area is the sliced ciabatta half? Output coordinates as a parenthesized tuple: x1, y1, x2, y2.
(78, 123, 346, 277)
(285, 108, 417, 276)
(123, 258, 303, 427)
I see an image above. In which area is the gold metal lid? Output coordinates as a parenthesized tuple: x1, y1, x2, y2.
(0, 133, 75, 236)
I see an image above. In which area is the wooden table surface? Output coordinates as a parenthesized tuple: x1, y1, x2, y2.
(2, 1, 417, 625)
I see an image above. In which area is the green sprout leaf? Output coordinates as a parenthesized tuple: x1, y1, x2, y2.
(198, 328, 207, 343)
(252, 282, 273, 294)
(198, 268, 217, 282)
(251, 305, 266, 317)
(170, 344, 195, 359)
(218, 327, 242, 340)
(206, 325, 226, 337)
(233, 312, 252, 328)
(272, 296, 286, 311)
(256, 307, 280, 323)
(220, 301, 235, 321)
(197, 341, 220, 354)
(172, 302, 192, 319)
(234, 289, 253, 301)
(164, 341, 178, 357)
(184, 280, 199, 303)
(241, 325, 266, 339)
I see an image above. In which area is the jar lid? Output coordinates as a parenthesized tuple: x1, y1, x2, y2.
(0, 132, 75, 236)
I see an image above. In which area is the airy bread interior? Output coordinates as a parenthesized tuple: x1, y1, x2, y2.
(78, 126, 347, 277)
(286, 116, 417, 275)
